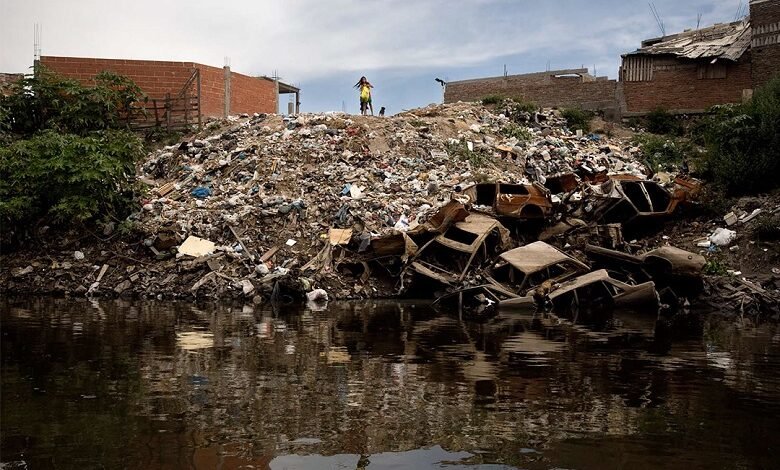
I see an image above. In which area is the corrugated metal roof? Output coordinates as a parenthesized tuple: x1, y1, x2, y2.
(625, 20, 751, 61)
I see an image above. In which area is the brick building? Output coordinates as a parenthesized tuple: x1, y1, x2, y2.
(444, 69, 618, 113)
(620, 0, 780, 115)
(39, 56, 299, 118)
(751, 0, 780, 86)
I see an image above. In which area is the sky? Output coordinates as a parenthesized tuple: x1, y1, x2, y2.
(1, 0, 747, 114)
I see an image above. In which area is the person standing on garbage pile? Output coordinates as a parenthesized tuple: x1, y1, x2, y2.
(354, 76, 374, 116)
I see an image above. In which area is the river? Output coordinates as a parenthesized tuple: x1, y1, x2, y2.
(2, 298, 779, 469)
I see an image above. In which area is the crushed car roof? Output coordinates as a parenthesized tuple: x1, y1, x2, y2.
(455, 213, 503, 236)
(499, 241, 584, 274)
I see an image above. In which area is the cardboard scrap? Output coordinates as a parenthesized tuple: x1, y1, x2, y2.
(329, 228, 353, 246)
(178, 236, 216, 257)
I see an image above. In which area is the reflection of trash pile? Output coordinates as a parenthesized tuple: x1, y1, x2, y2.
(115, 102, 775, 314)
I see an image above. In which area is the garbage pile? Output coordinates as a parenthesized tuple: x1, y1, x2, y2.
(122, 102, 700, 306)
(4, 101, 776, 317)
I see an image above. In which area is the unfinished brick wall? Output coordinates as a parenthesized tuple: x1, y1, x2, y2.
(750, 0, 780, 87)
(40, 57, 196, 99)
(230, 73, 277, 115)
(444, 70, 618, 110)
(39, 56, 279, 117)
(622, 56, 753, 113)
(197, 64, 227, 117)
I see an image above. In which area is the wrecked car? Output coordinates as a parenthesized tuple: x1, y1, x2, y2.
(403, 214, 510, 293)
(584, 244, 706, 297)
(502, 269, 659, 314)
(453, 182, 553, 219)
(586, 176, 689, 228)
(434, 241, 589, 314)
(487, 241, 590, 294)
(437, 268, 658, 316)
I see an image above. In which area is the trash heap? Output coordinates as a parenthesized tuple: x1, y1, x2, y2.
(123, 101, 688, 303)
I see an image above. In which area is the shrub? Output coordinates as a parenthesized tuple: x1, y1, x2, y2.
(508, 98, 537, 114)
(703, 259, 729, 276)
(481, 95, 504, 106)
(1, 68, 143, 137)
(698, 78, 780, 195)
(645, 107, 682, 135)
(0, 68, 146, 245)
(754, 214, 780, 241)
(561, 108, 593, 132)
(632, 134, 698, 173)
(0, 129, 144, 226)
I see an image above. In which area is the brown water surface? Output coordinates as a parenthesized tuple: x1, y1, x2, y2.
(2, 298, 779, 469)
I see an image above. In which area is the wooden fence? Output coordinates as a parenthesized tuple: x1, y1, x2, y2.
(128, 69, 201, 132)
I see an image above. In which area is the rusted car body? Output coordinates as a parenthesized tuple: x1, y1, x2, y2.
(406, 214, 510, 287)
(487, 241, 590, 295)
(587, 176, 700, 229)
(454, 182, 553, 219)
(433, 241, 589, 313)
(589, 177, 677, 226)
(501, 269, 659, 313)
(584, 244, 706, 296)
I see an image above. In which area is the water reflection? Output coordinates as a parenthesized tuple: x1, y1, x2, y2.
(2, 298, 780, 469)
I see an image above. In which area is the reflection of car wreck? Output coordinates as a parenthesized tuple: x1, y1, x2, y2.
(584, 244, 706, 298)
(454, 182, 553, 219)
(403, 214, 510, 295)
(585, 176, 698, 229)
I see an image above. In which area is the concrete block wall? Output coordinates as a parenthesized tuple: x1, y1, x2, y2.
(750, 0, 780, 87)
(622, 56, 753, 113)
(39, 56, 278, 117)
(444, 70, 618, 111)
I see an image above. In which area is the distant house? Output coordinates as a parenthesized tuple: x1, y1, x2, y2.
(443, 68, 619, 114)
(620, 0, 780, 115)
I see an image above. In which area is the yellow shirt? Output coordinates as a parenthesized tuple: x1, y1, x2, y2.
(360, 84, 371, 100)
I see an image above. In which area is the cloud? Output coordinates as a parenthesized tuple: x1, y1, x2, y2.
(1, 0, 745, 112)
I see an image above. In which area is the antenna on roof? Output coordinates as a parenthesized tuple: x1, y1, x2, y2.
(33, 23, 42, 62)
(735, 1, 748, 20)
(696, 12, 703, 29)
(649, 3, 666, 37)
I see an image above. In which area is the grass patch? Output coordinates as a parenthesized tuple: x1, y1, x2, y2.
(703, 259, 729, 276)
(445, 140, 492, 167)
(500, 123, 533, 141)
